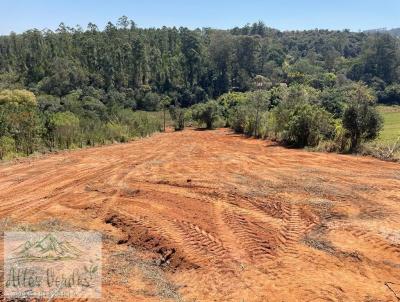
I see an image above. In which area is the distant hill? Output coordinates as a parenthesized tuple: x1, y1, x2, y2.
(389, 28, 400, 37)
(365, 28, 400, 37)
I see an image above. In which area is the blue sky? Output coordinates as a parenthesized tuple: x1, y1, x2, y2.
(0, 0, 399, 35)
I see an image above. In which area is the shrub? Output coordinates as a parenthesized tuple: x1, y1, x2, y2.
(228, 105, 269, 138)
(228, 104, 249, 134)
(0, 89, 36, 106)
(0, 136, 16, 160)
(138, 92, 161, 111)
(269, 84, 289, 108)
(110, 109, 156, 136)
(226, 90, 271, 138)
(48, 111, 80, 149)
(80, 118, 107, 147)
(0, 97, 43, 155)
(169, 106, 187, 131)
(217, 92, 248, 122)
(106, 122, 130, 142)
(316, 123, 351, 153)
(130, 111, 163, 136)
(342, 83, 383, 151)
(332, 123, 351, 152)
(273, 102, 335, 147)
(379, 84, 400, 105)
(248, 111, 269, 138)
(191, 100, 223, 129)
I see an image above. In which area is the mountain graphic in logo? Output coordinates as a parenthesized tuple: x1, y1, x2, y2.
(12, 233, 83, 262)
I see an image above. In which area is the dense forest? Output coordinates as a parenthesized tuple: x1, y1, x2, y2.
(0, 18, 399, 159)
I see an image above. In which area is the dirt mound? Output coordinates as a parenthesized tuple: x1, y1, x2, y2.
(0, 128, 399, 301)
(105, 213, 196, 271)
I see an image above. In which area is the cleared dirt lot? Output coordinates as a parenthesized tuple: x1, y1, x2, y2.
(0, 128, 399, 301)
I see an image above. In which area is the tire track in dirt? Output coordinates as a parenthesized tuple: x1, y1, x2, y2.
(221, 206, 277, 262)
(108, 199, 245, 300)
(109, 208, 242, 302)
(170, 218, 235, 272)
(212, 199, 250, 264)
(341, 226, 400, 259)
(0, 165, 120, 219)
(114, 206, 236, 274)
(0, 129, 399, 301)
(277, 203, 308, 256)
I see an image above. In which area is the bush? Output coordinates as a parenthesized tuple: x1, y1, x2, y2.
(106, 122, 129, 142)
(228, 104, 248, 134)
(130, 111, 163, 137)
(228, 104, 269, 138)
(248, 111, 269, 138)
(0, 93, 43, 155)
(110, 108, 160, 136)
(226, 90, 271, 138)
(379, 84, 400, 105)
(332, 123, 351, 152)
(315, 123, 351, 153)
(269, 84, 289, 108)
(273, 102, 335, 147)
(169, 106, 187, 131)
(342, 83, 383, 151)
(48, 111, 80, 149)
(191, 100, 223, 129)
(217, 92, 248, 122)
(0, 136, 16, 160)
(80, 118, 107, 147)
(0, 89, 36, 106)
(138, 92, 161, 111)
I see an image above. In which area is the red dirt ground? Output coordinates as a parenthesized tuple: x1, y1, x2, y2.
(0, 128, 399, 301)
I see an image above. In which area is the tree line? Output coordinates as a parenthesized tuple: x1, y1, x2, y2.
(0, 18, 399, 159)
(0, 89, 162, 159)
(175, 78, 383, 154)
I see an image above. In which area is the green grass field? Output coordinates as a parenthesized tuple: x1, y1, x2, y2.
(377, 106, 400, 144)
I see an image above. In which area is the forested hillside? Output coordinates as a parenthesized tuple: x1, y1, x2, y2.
(389, 28, 400, 37)
(0, 18, 399, 160)
(1, 18, 399, 107)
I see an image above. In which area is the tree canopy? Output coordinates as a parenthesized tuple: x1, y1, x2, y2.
(0, 19, 399, 107)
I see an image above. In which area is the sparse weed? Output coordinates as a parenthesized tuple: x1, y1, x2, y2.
(360, 137, 400, 161)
